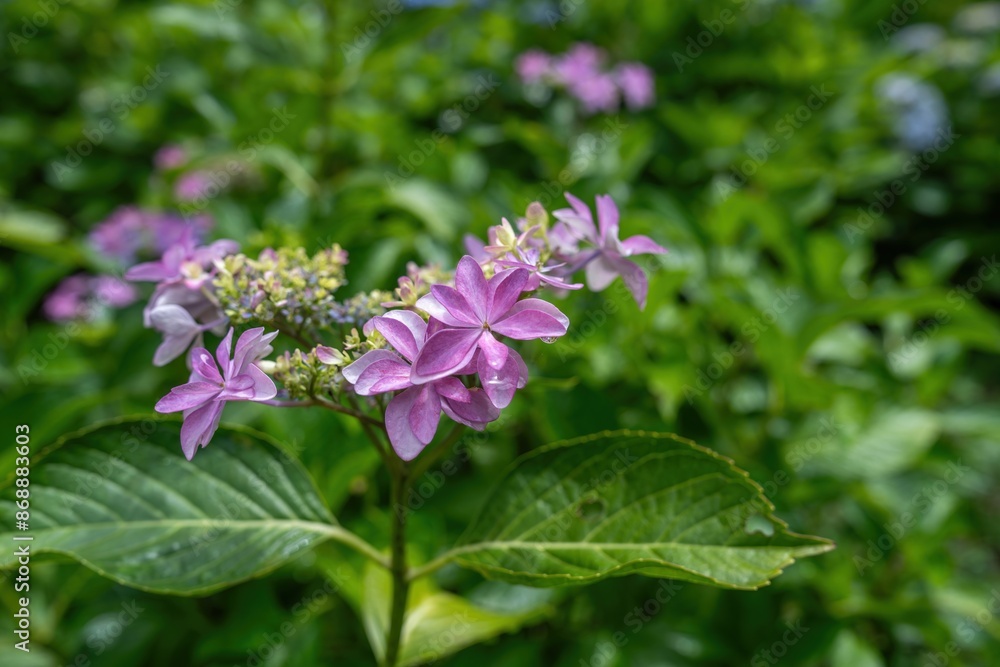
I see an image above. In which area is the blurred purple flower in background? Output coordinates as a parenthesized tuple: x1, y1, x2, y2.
(571, 72, 620, 114)
(552, 43, 605, 83)
(153, 144, 187, 171)
(515, 42, 655, 115)
(616, 63, 655, 110)
(515, 49, 552, 84)
(174, 170, 214, 201)
(43, 274, 137, 322)
(89, 206, 213, 265)
(42, 275, 91, 321)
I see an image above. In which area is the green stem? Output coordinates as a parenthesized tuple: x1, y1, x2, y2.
(312, 395, 387, 430)
(383, 463, 411, 667)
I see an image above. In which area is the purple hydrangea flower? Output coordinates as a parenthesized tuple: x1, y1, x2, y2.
(154, 144, 187, 171)
(343, 311, 500, 460)
(552, 43, 605, 84)
(43, 274, 138, 322)
(615, 63, 655, 110)
(92, 275, 139, 308)
(147, 303, 227, 367)
(552, 193, 666, 309)
(411, 256, 569, 384)
(155, 327, 278, 460)
(42, 275, 92, 321)
(174, 171, 213, 201)
(494, 248, 583, 292)
(89, 206, 213, 264)
(463, 234, 490, 263)
(127, 234, 237, 365)
(89, 207, 147, 263)
(515, 49, 552, 84)
(570, 72, 620, 114)
(125, 232, 238, 289)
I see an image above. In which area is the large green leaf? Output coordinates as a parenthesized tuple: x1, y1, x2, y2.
(445, 431, 833, 590)
(0, 417, 380, 595)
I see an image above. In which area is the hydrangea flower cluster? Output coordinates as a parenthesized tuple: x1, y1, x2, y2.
(42, 204, 215, 323)
(212, 246, 361, 331)
(43, 274, 137, 322)
(516, 43, 655, 114)
(155, 327, 277, 459)
(89, 205, 214, 265)
(130, 193, 665, 462)
(125, 229, 238, 366)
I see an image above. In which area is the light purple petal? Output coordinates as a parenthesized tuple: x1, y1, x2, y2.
(478, 348, 528, 409)
(343, 349, 404, 385)
(189, 348, 224, 384)
(442, 387, 500, 428)
(488, 268, 529, 321)
(416, 294, 472, 328)
(218, 374, 256, 401)
(433, 376, 472, 403)
(491, 298, 569, 340)
(564, 192, 595, 226)
(411, 328, 482, 383)
(180, 401, 224, 460)
(429, 285, 480, 326)
(612, 256, 650, 309)
(595, 195, 620, 244)
(549, 222, 582, 255)
(191, 239, 239, 264)
(149, 304, 198, 335)
(231, 327, 276, 375)
(385, 387, 430, 461)
(463, 234, 489, 262)
(372, 310, 428, 361)
(155, 382, 221, 413)
(153, 332, 198, 367)
(409, 385, 442, 445)
(244, 364, 278, 401)
(124, 260, 170, 282)
(478, 332, 509, 370)
(315, 345, 341, 365)
(621, 234, 667, 256)
(552, 192, 598, 243)
(585, 254, 620, 292)
(353, 356, 413, 395)
(216, 328, 235, 376)
(454, 255, 491, 321)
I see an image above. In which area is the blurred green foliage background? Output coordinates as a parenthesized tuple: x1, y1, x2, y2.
(2, 0, 1000, 665)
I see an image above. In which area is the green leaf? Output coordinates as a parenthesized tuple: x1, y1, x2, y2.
(795, 409, 941, 480)
(446, 431, 833, 590)
(359, 562, 550, 667)
(0, 417, 383, 595)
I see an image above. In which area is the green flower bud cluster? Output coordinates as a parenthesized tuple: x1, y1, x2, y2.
(383, 262, 453, 308)
(330, 290, 394, 327)
(213, 246, 349, 331)
(273, 347, 343, 400)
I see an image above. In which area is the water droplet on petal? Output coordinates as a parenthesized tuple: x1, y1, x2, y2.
(541, 336, 557, 344)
